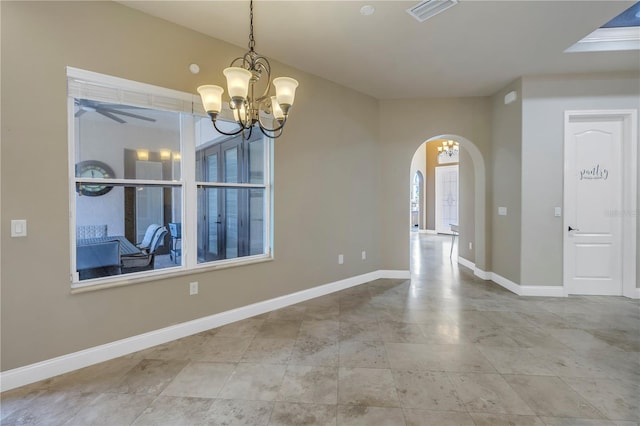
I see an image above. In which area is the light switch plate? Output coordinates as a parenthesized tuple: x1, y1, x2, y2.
(554, 207, 562, 217)
(498, 207, 507, 216)
(11, 220, 27, 237)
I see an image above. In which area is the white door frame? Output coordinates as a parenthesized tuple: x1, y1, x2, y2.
(563, 109, 637, 298)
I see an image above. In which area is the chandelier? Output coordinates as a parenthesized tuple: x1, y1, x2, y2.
(197, 0, 299, 139)
(438, 140, 459, 157)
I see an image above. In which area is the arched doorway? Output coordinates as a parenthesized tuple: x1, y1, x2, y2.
(410, 134, 487, 277)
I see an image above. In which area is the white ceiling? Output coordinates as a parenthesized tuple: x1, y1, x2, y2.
(119, 1, 640, 99)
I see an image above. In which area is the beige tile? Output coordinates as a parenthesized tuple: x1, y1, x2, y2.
(460, 325, 521, 348)
(269, 402, 337, 426)
(160, 361, 235, 398)
(258, 320, 302, 339)
(392, 370, 464, 411)
(299, 320, 340, 341)
(1, 389, 97, 425)
(290, 339, 339, 366)
(219, 363, 286, 401)
(132, 395, 214, 425)
(563, 377, 640, 422)
(378, 320, 428, 343)
(540, 417, 620, 426)
(336, 405, 405, 426)
(208, 399, 273, 426)
(197, 336, 252, 362)
(449, 373, 534, 415)
(339, 340, 389, 368)
(64, 393, 155, 425)
(241, 338, 296, 364)
(476, 346, 555, 376)
(112, 358, 189, 395)
(338, 367, 400, 407)
(0, 386, 46, 421)
(339, 321, 381, 341)
(277, 365, 338, 405)
(403, 409, 475, 426)
(504, 375, 605, 419)
(469, 412, 546, 426)
(417, 322, 469, 345)
(385, 342, 497, 373)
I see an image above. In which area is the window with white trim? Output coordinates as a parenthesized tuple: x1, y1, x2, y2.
(68, 68, 272, 288)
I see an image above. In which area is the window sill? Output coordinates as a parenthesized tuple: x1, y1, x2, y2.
(70, 254, 274, 294)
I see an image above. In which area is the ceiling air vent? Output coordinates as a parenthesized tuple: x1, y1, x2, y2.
(407, 0, 458, 23)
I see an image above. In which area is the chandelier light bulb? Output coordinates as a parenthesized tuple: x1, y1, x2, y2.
(271, 96, 285, 121)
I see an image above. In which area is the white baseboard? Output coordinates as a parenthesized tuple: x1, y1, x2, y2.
(474, 268, 492, 280)
(425, 229, 437, 235)
(457, 256, 475, 271)
(489, 272, 522, 295)
(490, 272, 565, 298)
(0, 269, 408, 392)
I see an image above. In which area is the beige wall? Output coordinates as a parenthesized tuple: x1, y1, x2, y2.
(425, 141, 439, 231)
(520, 73, 640, 287)
(0, 1, 381, 371)
(378, 97, 492, 272)
(490, 79, 523, 283)
(458, 147, 476, 263)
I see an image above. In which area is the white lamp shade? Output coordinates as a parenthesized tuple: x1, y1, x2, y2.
(223, 67, 252, 99)
(271, 96, 285, 120)
(273, 77, 298, 106)
(197, 85, 224, 113)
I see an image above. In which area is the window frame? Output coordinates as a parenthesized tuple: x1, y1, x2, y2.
(67, 67, 273, 291)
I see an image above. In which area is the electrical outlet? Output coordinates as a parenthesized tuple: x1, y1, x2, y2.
(338, 254, 344, 264)
(189, 281, 198, 295)
(361, 251, 366, 260)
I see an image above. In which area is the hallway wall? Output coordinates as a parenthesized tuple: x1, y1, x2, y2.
(379, 97, 493, 272)
(1, 1, 381, 371)
(520, 72, 640, 288)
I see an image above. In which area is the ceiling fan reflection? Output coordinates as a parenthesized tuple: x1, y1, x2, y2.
(74, 99, 156, 124)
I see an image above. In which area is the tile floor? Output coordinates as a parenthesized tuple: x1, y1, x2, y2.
(2, 234, 639, 425)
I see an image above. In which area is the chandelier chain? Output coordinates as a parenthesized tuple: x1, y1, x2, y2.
(248, 0, 255, 52)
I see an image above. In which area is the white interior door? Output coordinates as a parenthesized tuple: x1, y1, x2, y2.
(564, 115, 624, 295)
(435, 165, 458, 235)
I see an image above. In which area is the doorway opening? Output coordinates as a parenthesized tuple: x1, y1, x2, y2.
(409, 134, 488, 277)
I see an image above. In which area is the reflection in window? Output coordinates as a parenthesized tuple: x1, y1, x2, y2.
(196, 128, 268, 264)
(73, 98, 183, 282)
(69, 68, 273, 288)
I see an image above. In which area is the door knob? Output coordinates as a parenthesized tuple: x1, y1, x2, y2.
(568, 226, 579, 232)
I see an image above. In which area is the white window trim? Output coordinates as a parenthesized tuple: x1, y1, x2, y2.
(68, 67, 273, 291)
